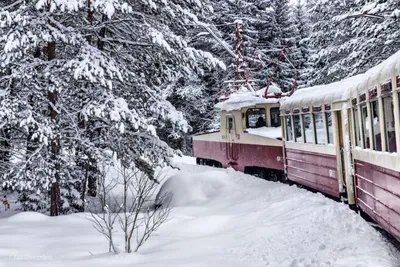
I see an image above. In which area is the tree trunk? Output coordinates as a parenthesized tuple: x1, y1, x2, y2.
(87, 156, 97, 197)
(47, 41, 61, 217)
(97, 15, 107, 52)
(0, 127, 11, 177)
(79, 161, 88, 212)
(87, 0, 93, 43)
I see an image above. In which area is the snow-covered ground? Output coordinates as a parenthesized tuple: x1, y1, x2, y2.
(1, 156, 399, 267)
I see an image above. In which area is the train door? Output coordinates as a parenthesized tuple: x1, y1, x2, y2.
(335, 110, 356, 206)
(225, 115, 239, 161)
(336, 111, 347, 200)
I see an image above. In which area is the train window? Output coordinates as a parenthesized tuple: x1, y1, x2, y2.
(286, 116, 293, 141)
(293, 115, 303, 142)
(370, 101, 382, 151)
(303, 114, 314, 144)
(227, 117, 234, 134)
(383, 96, 397, 153)
(353, 107, 361, 147)
(361, 104, 370, 149)
(314, 113, 325, 145)
(326, 112, 334, 144)
(246, 108, 266, 128)
(270, 107, 281, 127)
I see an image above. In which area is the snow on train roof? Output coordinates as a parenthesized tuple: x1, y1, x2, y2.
(280, 75, 363, 111)
(281, 49, 400, 111)
(215, 84, 287, 111)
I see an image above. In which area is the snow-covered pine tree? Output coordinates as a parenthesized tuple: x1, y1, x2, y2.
(307, 0, 400, 86)
(270, 0, 302, 92)
(0, 0, 136, 214)
(344, 0, 400, 75)
(209, 0, 259, 93)
(306, 0, 364, 86)
(208, 0, 302, 92)
(291, 0, 313, 88)
(150, 1, 227, 153)
(0, 0, 223, 214)
(247, 0, 278, 88)
(165, 0, 304, 147)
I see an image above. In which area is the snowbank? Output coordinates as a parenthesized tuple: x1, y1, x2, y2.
(245, 126, 282, 139)
(5, 211, 48, 222)
(156, 170, 237, 207)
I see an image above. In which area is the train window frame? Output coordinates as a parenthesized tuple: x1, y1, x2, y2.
(302, 113, 314, 144)
(246, 108, 266, 129)
(313, 112, 325, 145)
(285, 115, 294, 141)
(370, 100, 382, 151)
(293, 114, 303, 142)
(360, 103, 370, 149)
(270, 107, 281, 127)
(227, 116, 234, 134)
(326, 112, 334, 144)
(382, 95, 397, 153)
(352, 106, 361, 147)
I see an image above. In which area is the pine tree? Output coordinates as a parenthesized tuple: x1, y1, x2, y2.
(208, 0, 302, 92)
(0, 0, 222, 214)
(307, 0, 400, 86)
(291, 0, 313, 88)
(345, 0, 400, 74)
(271, 0, 300, 91)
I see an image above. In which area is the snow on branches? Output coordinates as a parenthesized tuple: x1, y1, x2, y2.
(0, 0, 223, 214)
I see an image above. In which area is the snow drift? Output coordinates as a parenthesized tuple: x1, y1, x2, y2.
(156, 170, 238, 207)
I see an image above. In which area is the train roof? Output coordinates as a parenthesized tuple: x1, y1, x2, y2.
(280, 75, 363, 111)
(281, 49, 400, 112)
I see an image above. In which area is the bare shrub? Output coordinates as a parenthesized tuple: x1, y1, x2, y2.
(87, 165, 121, 253)
(117, 162, 171, 253)
(89, 159, 171, 254)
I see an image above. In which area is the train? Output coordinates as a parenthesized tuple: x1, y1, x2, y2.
(192, 50, 400, 241)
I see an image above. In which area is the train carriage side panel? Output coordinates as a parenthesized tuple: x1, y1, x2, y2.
(350, 70, 400, 241)
(192, 131, 227, 167)
(281, 103, 348, 200)
(234, 138, 284, 172)
(284, 142, 339, 198)
(193, 106, 284, 173)
(353, 150, 400, 241)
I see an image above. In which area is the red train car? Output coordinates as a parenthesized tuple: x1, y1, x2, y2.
(280, 51, 400, 241)
(193, 94, 285, 180)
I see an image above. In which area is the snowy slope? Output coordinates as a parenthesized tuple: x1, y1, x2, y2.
(0, 159, 399, 267)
